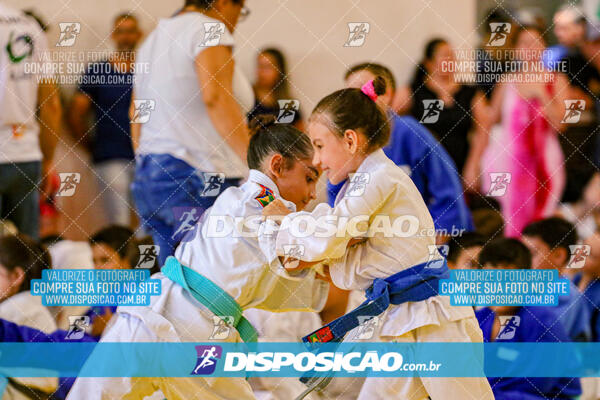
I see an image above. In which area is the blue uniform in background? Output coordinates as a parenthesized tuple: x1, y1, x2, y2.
(0, 318, 96, 399)
(573, 274, 600, 342)
(552, 279, 591, 342)
(327, 113, 473, 233)
(476, 307, 581, 399)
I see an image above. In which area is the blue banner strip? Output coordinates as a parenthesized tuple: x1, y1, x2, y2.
(0, 342, 597, 378)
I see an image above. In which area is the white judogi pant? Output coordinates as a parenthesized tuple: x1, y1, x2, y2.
(67, 300, 256, 400)
(355, 316, 493, 400)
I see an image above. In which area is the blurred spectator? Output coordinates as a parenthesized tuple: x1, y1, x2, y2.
(47, 240, 94, 271)
(247, 48, 304, 130)
(475, 9, 517, 99)
(547, 5, 600, 205)
(0, 234, 58, 398)
(89, 225, 136, 269)
(46, 238, 94, 330)
(575, 231, 600, 400)
(0, 234, 54, 332)
(131, 0, 253, 265)
(68, 13, 142, 228)
(482, 26, 568, 237)
(447, 232, 486, 269)
(328, 62, 473, 237)
(0, 3, 61, 239)
(522, 217, 591, 342)
(556, 172, 600, 241)
(478, 237, 531, 270)
(393, 38, 489, 187)
(87, 225, 138, 338)
(577, 232, 600, 342)
(468, 195, 504, 241)
(476, 239, 581, 400)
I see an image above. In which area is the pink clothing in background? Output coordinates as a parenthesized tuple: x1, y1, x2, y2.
(482, 83, 565, 237)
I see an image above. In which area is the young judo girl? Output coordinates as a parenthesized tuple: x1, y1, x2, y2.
(67, 115, 329, 400)
(262, 78, 495, 400)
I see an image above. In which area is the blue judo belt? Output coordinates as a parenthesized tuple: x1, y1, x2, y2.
(161, 256, 258, 343)
(302, 258, 449, 346)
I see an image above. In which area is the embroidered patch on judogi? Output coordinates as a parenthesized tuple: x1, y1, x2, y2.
(255, 184, 275, 207)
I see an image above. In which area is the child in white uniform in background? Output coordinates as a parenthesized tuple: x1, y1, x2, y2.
(67, 115, 329, 400)
(0, 235, 58, 399)
(263, 78, 494, 400)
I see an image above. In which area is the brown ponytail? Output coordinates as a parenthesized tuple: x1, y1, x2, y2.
(311, 76, 390, 151)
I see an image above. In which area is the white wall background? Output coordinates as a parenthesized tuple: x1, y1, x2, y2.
(3, 0, 478, 239)
(8, 0, 478, 105)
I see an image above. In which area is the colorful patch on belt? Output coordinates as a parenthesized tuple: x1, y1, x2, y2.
(255, 184, 275, 207)
(307, 326, 334, 343)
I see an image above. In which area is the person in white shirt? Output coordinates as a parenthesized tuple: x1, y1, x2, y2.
(130, 0, 254, 266)
(0, 3, 61, 239)
(67, 115, 329, 399)
(262, 78, 494, 400)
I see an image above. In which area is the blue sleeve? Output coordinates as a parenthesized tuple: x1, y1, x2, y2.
(393, 117, 473, 232)
(474, 307, 493, 341)
(556, 285, 592, 342)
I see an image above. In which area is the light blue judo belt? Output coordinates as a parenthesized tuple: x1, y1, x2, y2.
(302, 258, 449, 347)
(161, 256, 258, 343)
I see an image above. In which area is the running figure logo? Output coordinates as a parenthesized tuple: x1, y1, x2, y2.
(135, 245, 160, 268)
(56, 173, 81, 197)
(496, 315, 520, 340)
(420, 100, 444, 124)
(351, 316, 379, 340)
(487, 172, 511, 197)
(201, 173, 225, 197)
(566, 245, 590, 269)
(344, 22, 370, 47)
(199, 22, 225, 47)
(65, 316, 90, 340)
(191, 345, 222, 375)
(171, 207, 202, 240)
(561, 100, 586, 124)
(131, 100, 156, 123)
(56, 23, 81, 47)
(486, 22, 511, 47)
(282, 244, 305, 270)
(346, 172, 370, 197)
(209, 316, 234, 340)
(276, 100, 300, 123)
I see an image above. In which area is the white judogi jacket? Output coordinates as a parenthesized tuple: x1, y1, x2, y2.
(68, 170, 328, 400)
(110, 168, 328, 340)
(273, 149, 473, 338)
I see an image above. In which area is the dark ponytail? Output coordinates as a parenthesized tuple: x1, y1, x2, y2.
(247, 114, 313, 171)
(310, 76, 390, 151)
